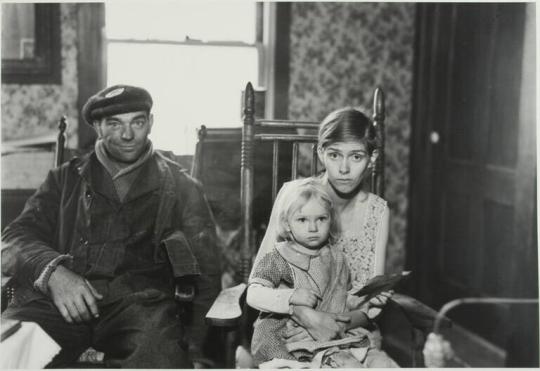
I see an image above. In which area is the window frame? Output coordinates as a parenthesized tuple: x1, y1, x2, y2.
(1, 3, 61, 84)
(105, 3, 266, 88)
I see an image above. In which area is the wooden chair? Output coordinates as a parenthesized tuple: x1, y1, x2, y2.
(1, 117, 68, 308)
(199, 82, 450, 367)
(1, 117, 106, 365)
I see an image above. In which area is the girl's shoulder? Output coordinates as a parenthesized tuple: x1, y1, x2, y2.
(277, 179, 301, 199)
(257, 246, 287, 266)
(367, 192, 388, 209)
(251, 243, 294, 285)
(358, 192, 388, 221)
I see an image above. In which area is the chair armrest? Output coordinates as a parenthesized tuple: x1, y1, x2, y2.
(205, 283, 246, 327)
(390, 293, 452, 332)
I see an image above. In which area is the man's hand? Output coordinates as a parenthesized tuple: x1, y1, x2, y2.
(47, 265, 103, 323)
(291, 306, 350, 341)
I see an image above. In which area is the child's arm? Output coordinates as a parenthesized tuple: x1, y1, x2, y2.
(247, 284, 295, 314)
(248, 249, 294, 313)
(248, 250, 318, 313)
(247, 284, 320, 314)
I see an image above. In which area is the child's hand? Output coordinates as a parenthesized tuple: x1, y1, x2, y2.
(290, 288, 320, 307)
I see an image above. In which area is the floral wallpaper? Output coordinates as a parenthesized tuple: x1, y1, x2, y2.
(1, 3, 79, 148)
(0, 2, 415, 279)
(288, 2, 416, 273)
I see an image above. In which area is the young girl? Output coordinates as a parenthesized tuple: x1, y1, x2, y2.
(249, 107, 397, 367)
(247, 180, 377, 368)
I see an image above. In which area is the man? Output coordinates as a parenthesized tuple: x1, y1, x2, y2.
(1, 85, 221, 368)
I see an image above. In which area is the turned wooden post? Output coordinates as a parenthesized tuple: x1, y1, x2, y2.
(190, 125, 207, 179)
(55, 116, 67, 167)
(240, 82, 255, 283)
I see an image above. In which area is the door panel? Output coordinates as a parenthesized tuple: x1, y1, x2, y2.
(408, 3, 537, 363)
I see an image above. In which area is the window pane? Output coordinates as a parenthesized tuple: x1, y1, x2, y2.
(106, 1, 256, 43)
(107, 43, 258, 154)
(2, 4, 35, 59)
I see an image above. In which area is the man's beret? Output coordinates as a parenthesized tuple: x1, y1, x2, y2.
(82, 85, 153, 125)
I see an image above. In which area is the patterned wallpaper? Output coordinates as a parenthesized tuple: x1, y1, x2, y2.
(1, 3, 79, 148)
(288, 2, 416, 272)
(0, 2, 414, 276)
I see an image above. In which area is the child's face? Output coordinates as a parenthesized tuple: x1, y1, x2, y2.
(288, 198, 331, 249)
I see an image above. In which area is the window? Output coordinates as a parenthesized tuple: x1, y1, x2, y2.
(1, 3, 61, 84)
(105, 2, 261, 154)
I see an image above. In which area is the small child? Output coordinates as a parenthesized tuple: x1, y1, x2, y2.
(247, 179, 379, 367)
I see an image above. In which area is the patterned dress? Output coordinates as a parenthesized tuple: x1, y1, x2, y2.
(249, 177, 396, 367)
(332, 191, 388, 354)
(249, 241, 366, 366)
(334, 192, 388, 290)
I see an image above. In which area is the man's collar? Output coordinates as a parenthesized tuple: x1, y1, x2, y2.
(94, 139, 154, 180)
(74, 151, 162, 202)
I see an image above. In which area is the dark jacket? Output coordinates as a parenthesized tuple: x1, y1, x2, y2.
(1, 150, 221, 361)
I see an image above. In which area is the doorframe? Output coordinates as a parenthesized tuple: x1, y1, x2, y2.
(406, 3, 439, 304)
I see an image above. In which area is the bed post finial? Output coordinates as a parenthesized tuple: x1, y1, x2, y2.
(373, 87, 385, 120)
(244, 82, 255, 121)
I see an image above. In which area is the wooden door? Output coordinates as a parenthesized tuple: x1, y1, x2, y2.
(408, 3, 537, 365)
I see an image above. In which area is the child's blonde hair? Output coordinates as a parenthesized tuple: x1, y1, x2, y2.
(277, 179, 338, 243)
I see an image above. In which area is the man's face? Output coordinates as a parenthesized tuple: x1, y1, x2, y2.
(94, 111, 153, 163)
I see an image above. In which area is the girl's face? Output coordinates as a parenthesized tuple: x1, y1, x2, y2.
(319, 141, 371, 194)
(287, 198, 331, 249)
